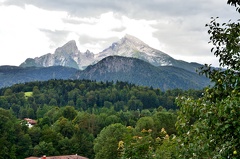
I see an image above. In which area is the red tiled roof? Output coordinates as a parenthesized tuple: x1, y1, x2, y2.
(47, 155, 88, 159)
(24, 118, 37, 125)
(25, 155, 88, 159)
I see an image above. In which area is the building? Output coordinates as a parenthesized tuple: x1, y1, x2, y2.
(25, 154, 88, 159)
(24, 118, 37, 128)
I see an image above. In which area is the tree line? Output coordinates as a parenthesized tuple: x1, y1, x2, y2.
(0, 79, 202, 159)
(0, 79, 202, 119)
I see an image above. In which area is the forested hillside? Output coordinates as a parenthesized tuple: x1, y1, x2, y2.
(0, 79, 202, 159)
(0, 65, 78, 88)
(74, 56, 210, 91)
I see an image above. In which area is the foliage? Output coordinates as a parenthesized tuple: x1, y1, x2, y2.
(135, 116, 154, 132)
(0, 79, 203, 118)
(176, 1, 240, 158)
(176, 93, 240, 158)
(94, 123, 128, 159)
(227, 0, 240, 13)
(0, 108, 31, 159)
(120, 128, 156, 159)
(33, 141, 57, 156)
(118, 126, 177, 159)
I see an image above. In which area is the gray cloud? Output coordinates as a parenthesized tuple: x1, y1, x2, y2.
(78, 34, 98, 45)
(78, 35, 119, 51)
(3, 0, 238, 19)
(4, 0, 239, 26)
(111, 26, 126, 32)
(2, 0, 26, 8)
(61, 18, 97, 25)
(3, 0, 239, 66)
(39, 29, 70, 49)
(152, 16, 210, 56)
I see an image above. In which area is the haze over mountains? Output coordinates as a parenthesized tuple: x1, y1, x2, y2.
(1, 35, 211, 90)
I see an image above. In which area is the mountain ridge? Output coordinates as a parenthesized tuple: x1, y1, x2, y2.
(74, 56, 210, 91)
(3, 35, 212, 91)
(19, 35, 202, 72)
(0, 65, 78, 88)
(0, 56, 210, 90)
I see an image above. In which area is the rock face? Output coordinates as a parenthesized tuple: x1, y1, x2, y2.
(20, 40, 94, 70)
(94, 34, 201, 72)
(94, 34, 173, 66)
(20, 34, 201, 72)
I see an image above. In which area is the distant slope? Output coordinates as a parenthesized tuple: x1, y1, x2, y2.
(74, 56, 210, 91)
(0, 66, 78, 88)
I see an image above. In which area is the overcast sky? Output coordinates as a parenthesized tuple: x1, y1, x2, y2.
(0, 0, 239, 66)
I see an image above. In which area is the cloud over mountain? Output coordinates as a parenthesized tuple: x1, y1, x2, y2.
(1, 0, 239, 66)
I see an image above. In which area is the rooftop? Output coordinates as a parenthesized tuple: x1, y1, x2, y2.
(25, 155, 88, 159)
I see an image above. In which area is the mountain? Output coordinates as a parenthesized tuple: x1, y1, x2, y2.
(94, 34, 172, 65)
(0, 65, 78, 88)
(14, 35, 211, 90)
(20, 35, 202, 72)
(95, 34, 200, 72)
(74, 56, 210, 91)
(20, 40, 94, 70)
(1, 56, 210, 90)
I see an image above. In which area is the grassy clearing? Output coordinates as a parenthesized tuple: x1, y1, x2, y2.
(24, 92, 33, 98)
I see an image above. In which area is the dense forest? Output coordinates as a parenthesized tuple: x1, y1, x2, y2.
(0, 79, 202, 159)
(0, 79, 203, 117)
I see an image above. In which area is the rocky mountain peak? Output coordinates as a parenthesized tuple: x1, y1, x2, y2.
(55, 40, 79, 55)
(95, 34, 173, 67)
(84, 50, 94, 58)
(85, 49, 92, 55)
(121, 34, 147, 46)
